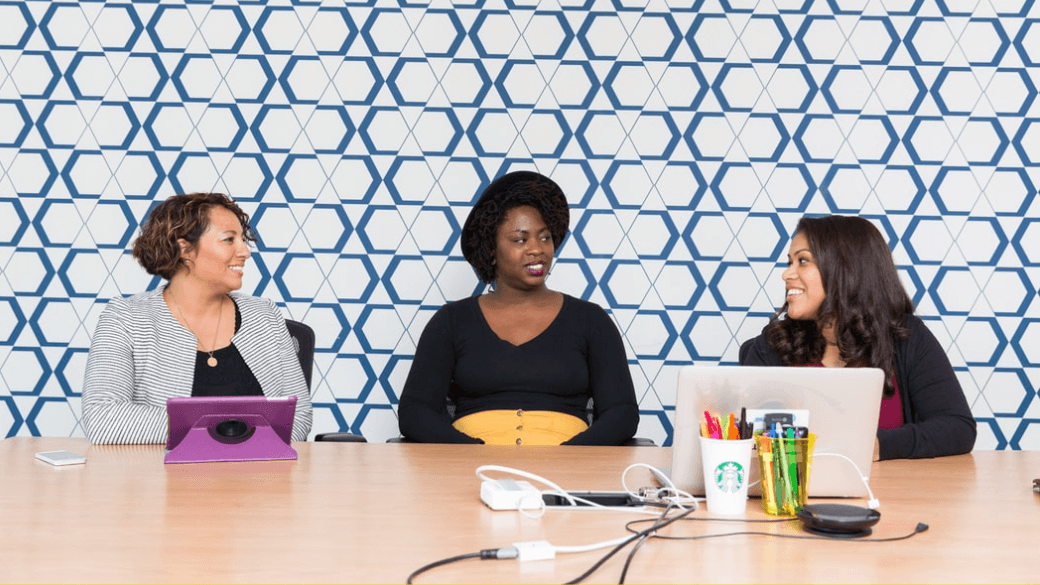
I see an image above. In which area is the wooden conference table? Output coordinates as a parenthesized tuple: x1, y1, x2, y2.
(1, 437, 1037, 584)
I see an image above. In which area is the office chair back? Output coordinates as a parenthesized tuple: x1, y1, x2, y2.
(285, 319, 367, 443)
(284, 319, 315, 390)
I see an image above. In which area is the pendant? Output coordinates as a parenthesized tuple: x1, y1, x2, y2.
(207, 355, 218, 367)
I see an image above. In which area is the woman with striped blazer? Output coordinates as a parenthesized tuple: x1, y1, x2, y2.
(82, 193, 312, 444)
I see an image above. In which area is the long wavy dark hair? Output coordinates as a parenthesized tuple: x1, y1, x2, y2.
(765, 215, 913, 397)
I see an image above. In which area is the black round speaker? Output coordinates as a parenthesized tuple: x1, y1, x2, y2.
(796, 504, 881, 538)
(208, 419, 256, 445)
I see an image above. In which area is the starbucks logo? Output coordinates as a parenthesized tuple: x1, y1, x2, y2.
(713, 461, 745, 494)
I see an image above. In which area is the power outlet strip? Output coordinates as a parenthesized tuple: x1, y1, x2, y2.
(480, 478, 543, 510)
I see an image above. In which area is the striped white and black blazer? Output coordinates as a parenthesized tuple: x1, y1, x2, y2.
(82, 288, 313, 444)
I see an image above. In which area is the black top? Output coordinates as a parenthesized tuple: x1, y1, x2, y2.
(398, 294, 640, 445)
(739, 314, 977, 460)
(191, 300, 263, 398)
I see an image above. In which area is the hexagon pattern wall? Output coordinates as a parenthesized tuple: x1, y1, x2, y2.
(1, 0, 1039, 449)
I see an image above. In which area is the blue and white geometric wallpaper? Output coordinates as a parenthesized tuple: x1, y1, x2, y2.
(1, 0, 1039, 449)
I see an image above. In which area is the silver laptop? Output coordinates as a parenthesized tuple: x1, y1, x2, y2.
(669, 365, 884, 498)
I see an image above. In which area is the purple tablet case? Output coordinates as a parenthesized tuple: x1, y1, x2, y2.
(164, 396, 298, 464)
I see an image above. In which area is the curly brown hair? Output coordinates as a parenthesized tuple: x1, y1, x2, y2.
(765, 215, 914, 397)
(461, 171, 570, 284)
(131, 192, 257, 281)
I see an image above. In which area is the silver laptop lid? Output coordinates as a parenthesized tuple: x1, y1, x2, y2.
(670, 365, 884, 498)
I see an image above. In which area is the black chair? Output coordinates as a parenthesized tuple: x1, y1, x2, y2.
(391, 397, 656, 446)
(285, 319, 366, 443)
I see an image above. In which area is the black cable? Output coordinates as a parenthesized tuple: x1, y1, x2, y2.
(564, 505, 698, 585)
(617, 533, 649, 585)
(406, 548, 513, 584)
(625, 517, 929, 543)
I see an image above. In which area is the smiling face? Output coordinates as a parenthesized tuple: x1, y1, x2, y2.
(493, 205, 554, 293)
(782, 232, 826, 321)
(178, 206, 251, 294)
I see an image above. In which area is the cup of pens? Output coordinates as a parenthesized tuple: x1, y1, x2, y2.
(755, 429, 816, 516)
(699, 410, 755, 515)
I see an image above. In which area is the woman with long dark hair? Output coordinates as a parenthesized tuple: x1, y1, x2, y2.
(739, 215, 976, 460)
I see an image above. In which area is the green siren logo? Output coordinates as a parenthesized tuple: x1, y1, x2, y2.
(713, 461, 745, 494)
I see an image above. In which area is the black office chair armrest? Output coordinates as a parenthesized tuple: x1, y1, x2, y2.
(622, 438, 657, 447)
(385, 436, 416, 443)
(314, 432, 367, 443)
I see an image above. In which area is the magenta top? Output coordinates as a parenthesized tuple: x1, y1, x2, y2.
(877, 377, 904, 430)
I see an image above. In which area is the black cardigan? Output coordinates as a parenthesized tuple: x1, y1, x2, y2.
(739, 315, 976, 460)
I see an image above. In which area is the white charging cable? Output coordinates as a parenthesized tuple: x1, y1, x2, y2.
(813, 452, 880, 509)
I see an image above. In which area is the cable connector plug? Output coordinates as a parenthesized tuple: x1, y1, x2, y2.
(867, 498, 880, 510)
(480, 547, 518, 560)
(512, 540, 556, 562)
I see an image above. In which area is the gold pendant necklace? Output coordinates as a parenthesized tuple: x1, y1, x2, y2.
(168, 288, 224, 368)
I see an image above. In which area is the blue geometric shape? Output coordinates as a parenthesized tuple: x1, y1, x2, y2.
(0, 297, 26, 345)
(0, 2, 35, 49)
(628, 12, 682, 61)
(254, 6, 303, 55)
(624, 310, 678, 360)
(986, 168, 1035, 216)
(38, 2, 87, 50)
(358, 106, 410, 155)
(144, 5, 193, 53)
(329, 354, 377, 401)
(25, 397, 71, 436)
(381, 256, 433, 305)
(28, 298, 80, 346)
(7, 149, 59, 198)
(905, 17, 955, 66)
(628, 210, 680, 260)
(985, 267, 1034, 316)
(1013, 18, 1040, 66)
(334, 57, 383, 105)
(54, 347, 88, 398)
(328, 254, 379, 303)
(36, 100, 83, 148)
(302, 204, 353, 254)
(330, 156, 381, 204)
(8, 50, 60, 99)
(551, 258, 596, 300)
(601, 61, 651, 111)
(0, 396, 23, 438)
(974, 418, 1008, 450)
(1009, 419, 1040, 450)
(737, 213, 787, 262)
(92, 102, 142, 150)
(821, 65, 871, 113)
(708, 262, 760, 311)
(354, 305, 405, 355)
(738, 113, 790, 162)
(225, 55, 276, 103)
(2, 347, 51, 395)
(432, 58, 488, 107)
(409, 206, 460, 255)
(276, 155, 326, 203)
(1010, 318, 1040, 366)
(520, 11, 573, 59)
(575, 12, 630, 61)
(387, 57, 438, 106)
(712, 63, 760, 112)
(465, 108, 518, 157)
(0, 198, 29, 247)
(518, 110, 571, 159)
(117, 53, 168, 102)
(413, 108, 465, 156)
(681, 311, 733, 360)
(710, 162, 759, 212)
(931, 67, 979, 115)
(819, 164, 870, 213)
(959, 18, 1009, 67)
(166, 152, 215, 196)
(304, 106, 355, 155)
(280, 56, 330, 104)
(656, 261, 707, 310)
(793, 15, 843, 64)
(87, 200, 136, 249)
(992, 0, 1034, 17)
(1011, 118, 1040, 166)
(468, 9, 517, 58)
(92, 3, 144, 51)
(252, 104, 301, 153)
(902, 116, 955, 165)
(31, 200, 79, 247)
(0, 100, 32, 147)
(600, 259, 651, 309)
(902, 216, 951, 265)
(744, 14, 792, 63)
(252, 203, 295, 252)
(930, 167, 978, 216)
(928, 266, 977, 316)
(848, 16, 900, 64)
(792, 114, 844, 163)
(66, 52, 118, 99)
(356, 205, 407, 254)
(572, 209, 622, 259)
(1010, 218, 1040, 266)
(985, 369, 1033, 416)
(602, 161, 653, 209)
(57, 250, 109, 297)
(875, 66, 927, 114)
(684, 112, 732, 161)
(959, 118, 1009, 166)
(685, 14, 732, 62)
(548, 61, 600, 109)
(763, 163, 815, 212)
(898, 264, 928, 309)
(414, 9, 465, 57)
(199, 5, 250, 53)
(273, 254, 326, 302)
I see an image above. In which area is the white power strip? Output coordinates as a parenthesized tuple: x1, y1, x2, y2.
(480, 478, 543, 510)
